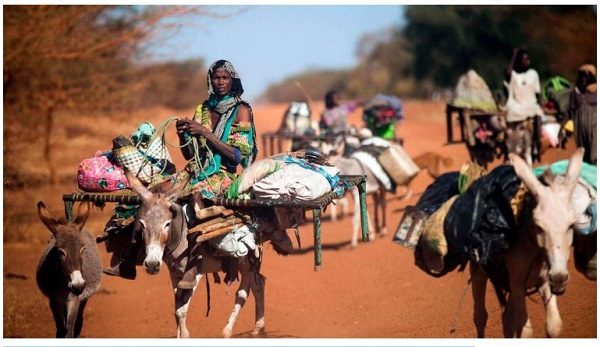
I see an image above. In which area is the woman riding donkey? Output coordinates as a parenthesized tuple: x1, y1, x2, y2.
(104, 60, 258, 288)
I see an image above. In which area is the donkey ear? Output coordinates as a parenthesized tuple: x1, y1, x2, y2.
(166, 175, 191, 203)
(73, 200, 90, 228)
(125, 170, 152, 202)
(509, 153, 545, 197)
(37, 201, 59, 235)
(565, 147, 585, 194)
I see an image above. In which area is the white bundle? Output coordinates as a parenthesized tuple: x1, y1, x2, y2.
(252, 164, 335, 201)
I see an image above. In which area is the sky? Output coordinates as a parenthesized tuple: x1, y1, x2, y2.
(150, 5, 405, 103)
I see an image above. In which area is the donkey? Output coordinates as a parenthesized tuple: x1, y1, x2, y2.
(36, 200, 102, 338)
(332, 156, 388, 248)
(329, 139, 450, 248)
(470, 148, 584, 338)
(505, 120, 533, 167)
(124, 171, 265, 338)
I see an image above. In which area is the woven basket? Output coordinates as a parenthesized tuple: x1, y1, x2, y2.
(378, 144, 420, 185)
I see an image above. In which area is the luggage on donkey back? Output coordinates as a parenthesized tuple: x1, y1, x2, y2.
(77, 151, 129, 192)
(394, 162, 521, 278)
(378, 143, 420, 186)
(394, 171, 462, 277)
(112, 122, 175, 186)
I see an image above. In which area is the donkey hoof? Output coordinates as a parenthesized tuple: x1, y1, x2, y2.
(222, 328, 232, 338)
(251, 326, 265, 337)
(380, 227, 388, 237)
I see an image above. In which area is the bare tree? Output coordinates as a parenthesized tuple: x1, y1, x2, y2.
(3, 5, 217, 184)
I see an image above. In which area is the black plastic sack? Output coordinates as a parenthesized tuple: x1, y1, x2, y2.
(415, 172, 460, 214)
(444, 165, 522, 266)
(411, 172, 462, 277)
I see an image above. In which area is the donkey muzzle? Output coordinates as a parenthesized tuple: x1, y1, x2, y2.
(144, 245, 164, 275)
(144, 259, 161, 275)
(549, 271, 569, 294)
(69, 270, 85, 295)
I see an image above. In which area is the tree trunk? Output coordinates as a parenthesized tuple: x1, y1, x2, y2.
(44, 106, 58, 184)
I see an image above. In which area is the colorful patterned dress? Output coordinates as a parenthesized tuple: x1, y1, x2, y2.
(177, 98, 257, 199)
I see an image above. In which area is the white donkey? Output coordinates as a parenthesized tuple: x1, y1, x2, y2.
(470, 148, 584, 338)
(332, 156, 388, 248)
(125, 172, 265, 338)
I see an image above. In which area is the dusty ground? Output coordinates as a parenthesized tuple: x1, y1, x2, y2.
(3, 100, 597, 339)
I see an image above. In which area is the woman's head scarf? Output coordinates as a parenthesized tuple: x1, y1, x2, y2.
(207, 59, 244, 97)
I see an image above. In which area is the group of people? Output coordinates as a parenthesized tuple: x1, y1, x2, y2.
(104, 51, 596, 284)
(504, 48, 596, 165)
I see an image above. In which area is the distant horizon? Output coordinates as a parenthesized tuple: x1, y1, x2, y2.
(149, 5, 404, 103)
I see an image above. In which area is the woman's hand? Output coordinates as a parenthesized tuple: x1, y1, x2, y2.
(176, 118, 209, 137)
(176, 118, 189, 134)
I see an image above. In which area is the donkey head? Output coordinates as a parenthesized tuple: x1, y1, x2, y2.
(126, 171, 187, 275)
(506, 122, 533, 167)
(38, 200, 90, 295)
(510, 148, 584, 294)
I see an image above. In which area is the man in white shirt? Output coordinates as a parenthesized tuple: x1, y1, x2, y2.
(504, 48, 544, 162)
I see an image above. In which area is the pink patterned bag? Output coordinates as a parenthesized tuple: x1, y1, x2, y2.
(77, 151, 129, 192)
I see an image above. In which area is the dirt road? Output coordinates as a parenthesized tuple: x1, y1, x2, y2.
(3, 101, 596, 339)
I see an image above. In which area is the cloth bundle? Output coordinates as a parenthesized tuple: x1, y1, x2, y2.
(451, 69, 498, 113)
(252, 164, 337, 201)
(363, 94, 404, 128)
(227, 154, 344, 201)
(77, 151, 129, 192)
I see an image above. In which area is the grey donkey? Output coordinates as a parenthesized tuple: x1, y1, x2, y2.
(505, 120, 533, 167)
(36, 200, 102, 338)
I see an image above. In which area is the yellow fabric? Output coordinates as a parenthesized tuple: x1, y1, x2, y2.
(564, 119, 574, 133)
(458, 161, 487, 194)
(420, 195, 458, 274)
(510, 182, 528, 222)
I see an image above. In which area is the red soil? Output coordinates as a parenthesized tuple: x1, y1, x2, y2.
(3, 100, 596, 339)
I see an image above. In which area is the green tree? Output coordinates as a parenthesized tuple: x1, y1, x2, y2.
(402, 5, 597, 91)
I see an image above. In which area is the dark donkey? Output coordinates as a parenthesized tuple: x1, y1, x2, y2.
(36, 200, 102, 338)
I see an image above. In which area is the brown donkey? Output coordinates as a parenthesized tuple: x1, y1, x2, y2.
(36, 200, 102, 338)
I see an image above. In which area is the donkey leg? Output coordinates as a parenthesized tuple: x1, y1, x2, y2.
(539, 281, 562, 337)
(330, 198, 338, 221)
(223, 265, 252, 338)
(470, 264, 488, 338)
(398, 185, 413, 202)
(170, 271, 200, 338)
(50, 298, 67, 338)
(379, 187, 388, 237)
(339, 194, 349, 218)
(64, 293, 81, 338)
(373, 191, 380, 235)
(504, 287, 531, 337)
(74, 300, 88, 338)
(250, 272, 266, 336)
